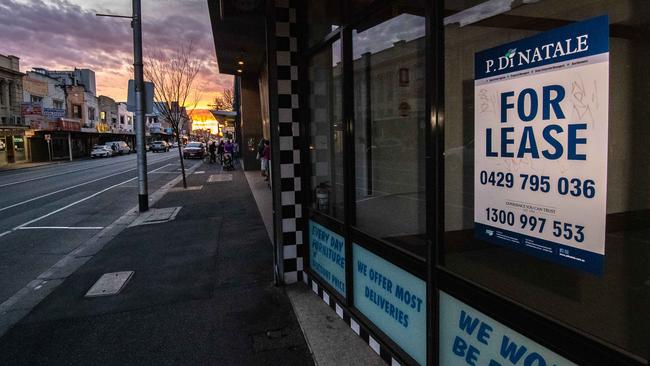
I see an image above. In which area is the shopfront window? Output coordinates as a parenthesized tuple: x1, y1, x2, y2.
(308, 39, 345, 220)
(352, 4, 427, 257)
(443, 0, 649, 359)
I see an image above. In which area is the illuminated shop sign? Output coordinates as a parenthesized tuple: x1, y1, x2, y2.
(474, 15, 609, 273)
(439, 291, 577, 366)
(309, 220, 346, 296)
(353, 244, 426, 365)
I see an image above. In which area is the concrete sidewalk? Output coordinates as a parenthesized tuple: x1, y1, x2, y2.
(0, 162, 313, 365)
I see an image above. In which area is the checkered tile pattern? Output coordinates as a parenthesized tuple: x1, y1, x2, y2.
(303, 272, 403, 366)
(273, 0, 303, 284)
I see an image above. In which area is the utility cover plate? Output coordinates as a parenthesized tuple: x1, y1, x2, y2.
(85, 271, 134, 297)
(129, 207, 182, 227)
(169, 185, 203, 192)
(208, 174, 232, 182)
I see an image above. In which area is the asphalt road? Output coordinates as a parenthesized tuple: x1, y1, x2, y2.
(0, 151, 201, 305)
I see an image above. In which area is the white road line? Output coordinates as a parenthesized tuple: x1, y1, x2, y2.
(17, 226, 104, 230)
(0, 154, 175, 188)
(0, 157, 177, 213)
(14, 163, 172, 230)
(0, 230, 11, 238)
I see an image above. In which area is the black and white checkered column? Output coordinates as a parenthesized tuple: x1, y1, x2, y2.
(271, 0, 303, 284)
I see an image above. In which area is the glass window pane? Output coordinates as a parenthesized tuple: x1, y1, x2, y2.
(353, 4, 427, 257)
(309, 40, 344, 220)
(443, 0, 650, 359)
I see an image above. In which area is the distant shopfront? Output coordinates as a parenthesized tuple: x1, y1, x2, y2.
(210, 1, 649, 365)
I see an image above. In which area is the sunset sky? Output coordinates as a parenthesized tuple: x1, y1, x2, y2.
(0, 0, 233, 109)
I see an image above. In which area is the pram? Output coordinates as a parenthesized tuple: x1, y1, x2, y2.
(222, 152, 235, 171)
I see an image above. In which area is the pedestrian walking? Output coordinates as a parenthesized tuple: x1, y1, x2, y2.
(262, 139, 271, 181)
(209, 141, 217, 163)
(257, 138, 267, 176)
(217, 140, 225, 164)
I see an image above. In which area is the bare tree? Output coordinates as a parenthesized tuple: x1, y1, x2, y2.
(210, 89, 234, 111)
(144, 42, 202, 188)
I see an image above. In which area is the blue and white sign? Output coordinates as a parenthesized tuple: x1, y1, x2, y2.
(43, 108, 65, 120)
(353, 244, 426, 365)
(474, 16, 609, 274)
(309, 220, 346, 296)
(439, 291, 577, 366)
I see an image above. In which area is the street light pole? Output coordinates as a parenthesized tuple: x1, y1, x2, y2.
(97, 4, 148, 212)
(132, 0, 148, 212)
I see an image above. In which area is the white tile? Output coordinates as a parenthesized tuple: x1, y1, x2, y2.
(284, 271, 297, 284)
(293, 149, 301, 163)
(280, 163, 294, 178)
(283, 218, 296, 232)
(277, 51, 291, 66)
(290, 37, 298, 52)
(292, 122, 300, 135)
(391, 358, 401, 366)
(303, 272, 309, 284)
(335, 303, 344, 318)
(294, 178, 301, 190)
(281, 191, 295, 205)
(278, 108, 293, 123)
(312, 281, 318, 293)
(291, 66, 298, 80)
(283, 244, 297, 258)
(276, 22, 290, 37)
(368, 336, 381, 355)
(296, 232, 303, 245)
(295, 204, 302, 218)
(323, 292, 330, 305)
(289, 8, 296, 23)
(350, 319, 361, 335)
(280, 136, 293, 150)
(297, 257, 304, 271)
(291, 94, 299, 108)
(278, 79, 292, 94)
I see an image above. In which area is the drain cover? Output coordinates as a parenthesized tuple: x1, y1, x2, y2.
(85, 271, 134, 297)
(129, 207, 182, 227)
(169, 185, 203, 192)
(208, 174, 232, 182)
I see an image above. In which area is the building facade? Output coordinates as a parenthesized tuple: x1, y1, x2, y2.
(0, 54, 25, 165)
(209, 1, 649, 365)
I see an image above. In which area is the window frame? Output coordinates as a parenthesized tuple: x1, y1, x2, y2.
(301, 0, 647, 365)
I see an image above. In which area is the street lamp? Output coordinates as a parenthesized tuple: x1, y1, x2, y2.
(97, 0, 148, 212)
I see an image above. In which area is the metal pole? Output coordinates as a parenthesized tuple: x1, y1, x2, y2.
(132, 0, 148, 212)
(68, 132, 73, 161)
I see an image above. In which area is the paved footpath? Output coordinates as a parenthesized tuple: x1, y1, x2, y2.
(0, 161, 314, 366)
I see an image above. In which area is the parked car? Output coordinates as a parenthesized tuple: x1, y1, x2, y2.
(182, 141, 205, 159)
(90, 145, 113, 158)
(105, 141, 131, 155)
(150, 141, 170, 152)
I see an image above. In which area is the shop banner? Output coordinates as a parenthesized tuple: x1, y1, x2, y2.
(43, 108, 65, 120)
(353, 244, 426, 365)
(21, 102, 42, 116)
(309, 220, 346, 296)
(439, 291, 577, 366)
(474, 15, 609, 274)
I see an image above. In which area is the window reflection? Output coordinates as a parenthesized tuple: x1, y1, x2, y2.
(353, 11, 427, 257)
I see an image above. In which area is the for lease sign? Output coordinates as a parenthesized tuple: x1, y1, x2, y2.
(474, 16, 609, 273)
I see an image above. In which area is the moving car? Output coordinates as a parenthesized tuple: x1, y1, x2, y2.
(105, 141, 131, 155)
(150, 141, 170, 153)
(90, 145, 113, 158)
(182, 141, 205, 159)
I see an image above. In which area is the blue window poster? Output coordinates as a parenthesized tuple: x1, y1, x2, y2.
(474, 16, 609, 274)
(309, 220, 346, 296)
(439, 291, 577, 366)
(353, 244, 426, 365)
